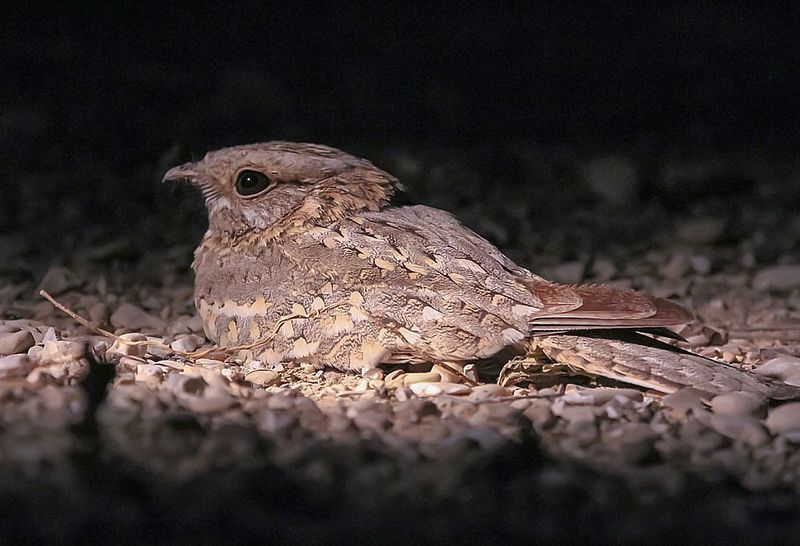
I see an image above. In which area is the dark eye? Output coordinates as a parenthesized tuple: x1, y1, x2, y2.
(235, 170, 271, 196)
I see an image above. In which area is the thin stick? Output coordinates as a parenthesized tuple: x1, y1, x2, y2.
(40, 290, 118, 339)
(40, 289, 198, 356)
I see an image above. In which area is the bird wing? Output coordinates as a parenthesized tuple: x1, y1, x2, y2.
(288, 205, 690, 362)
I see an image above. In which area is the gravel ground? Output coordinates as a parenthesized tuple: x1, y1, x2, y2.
(2, 141, 800, 543)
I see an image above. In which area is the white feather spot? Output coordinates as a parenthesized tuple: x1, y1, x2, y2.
(278, 320, 294, 337)
(512, 304, 539, 317)
(398, 327, 422, 344)
(501, 328, 526, 344)
(331, 313, 354, 334)
(289, 337, 319, 358)
(421, 306, 444, 321)
(455, 258, 487, 274)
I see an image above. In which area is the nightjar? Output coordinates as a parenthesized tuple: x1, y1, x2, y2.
(164, 142, 796, 402)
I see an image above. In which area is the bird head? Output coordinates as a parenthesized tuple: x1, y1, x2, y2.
(163, 142, 402, 241)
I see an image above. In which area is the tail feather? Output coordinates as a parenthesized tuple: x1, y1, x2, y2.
(531, 331, 800, 402)
(529, 282, 693, 330)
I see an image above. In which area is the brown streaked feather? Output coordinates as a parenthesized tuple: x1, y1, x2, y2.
(529, 282, 692, 330)
(532, 331, 800, 402)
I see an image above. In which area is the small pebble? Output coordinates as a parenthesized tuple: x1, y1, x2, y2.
(710, 392, 765, 418)
(690, 255, 712, 275)
(588, 388, 643, 405)
(110, 303, 167, 331)
(561, 392, 597, 405)
(245, 370, 281, 387)
(0, 330, 35, 355)
(42, 327, 58, 343)
(135, 363, 164, 387)
(170, 335, 201, 353)
(765, 403, 800, 440)
(184, 394, 236, 414)
(107, 333, 149, 358)
(662, 254, 691, 279)
(154, 359, 185, 370)
(409, 382, 471, 396)
(361, 368, 384, 380)
(185, 315, 205, 333)
(0, 354, 35, 378)
(662, 389, 704, 419)
(783, 373, 800, 388)
(603, 422, 656, 463)
(394, 371, 441, 386)
(347, 401, 393, 432)
(118, 356, 144, 371)
(37, 266, 83, 295)
(560, 405, 597, 424)
(709, 414, 769, 447)
(590, 258, 617, 281)
(523, 402, 556, 429)
(165, 373, 205, 395)
(753, 264, 800, 291)
(469, 384, 511, 399)
(754, 355, 800, 381)
(88, 302, 109, 323)
(39, 340, 86, 365)
(184, 361, 226, 385)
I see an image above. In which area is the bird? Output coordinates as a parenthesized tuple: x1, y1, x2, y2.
(163, 141, 797, 402)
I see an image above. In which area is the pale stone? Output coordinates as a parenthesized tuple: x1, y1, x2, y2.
(662, 254, 691, 279)
(398, 371, 441, 386)
(709, 414, 769, 447)
(37, 266, 83, 295)
(39, 340, 86, 365)
(710, 392, 765, 417)
(753, 265, 800, 291)
(170, 335, 201, 353)
(754, 355, 800, 381)
(690, 255, 712, 275)
(765, 403, 800, 439)
(88, 302, 109, 323)
(110, 303, 167, 331)
(184, 394, 236, 414)
(409, 381, 471, 396)
(662, 389, 704, 418)
(245, 370, 281, 387)
(469, 384, 511, 399)
(0, 354, 35, 378)
(165, 373, 205, 395)
(108, 333, 149, 358)
(0, 330, 35, 355)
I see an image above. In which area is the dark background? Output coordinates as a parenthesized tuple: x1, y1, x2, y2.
(2, 2, 799, 269)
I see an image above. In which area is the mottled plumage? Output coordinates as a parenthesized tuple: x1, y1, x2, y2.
(164, 141, 796, 401)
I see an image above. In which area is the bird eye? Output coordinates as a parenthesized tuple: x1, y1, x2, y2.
(235, 170, 271, 197)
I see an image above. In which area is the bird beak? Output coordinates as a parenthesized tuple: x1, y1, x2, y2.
(162, 162, 199, 183)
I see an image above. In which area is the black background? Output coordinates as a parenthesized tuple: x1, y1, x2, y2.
(4, 3, 798, 153)
(3, 3, 799, 253)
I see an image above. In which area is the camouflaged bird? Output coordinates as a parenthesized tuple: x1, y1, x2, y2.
(164, 142, 798, 402)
